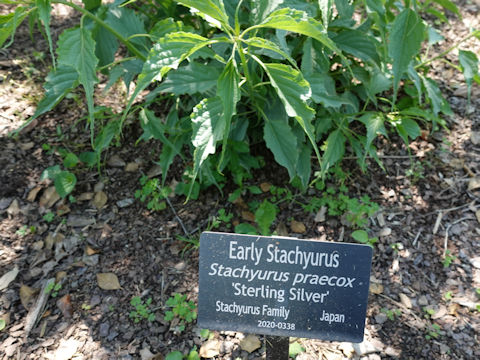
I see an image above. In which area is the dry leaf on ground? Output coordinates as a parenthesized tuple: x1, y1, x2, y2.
(0, 266, 19, 291)
(199, 339, 221, 358)
(239, 334, 261, 353)
(96, 273, 121, 290)
(290, 220, 306, 233)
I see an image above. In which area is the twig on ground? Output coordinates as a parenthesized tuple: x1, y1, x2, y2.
(432, 212, 443, 234)
(413, 230, 422, 247)
(164, 196, 189, 236)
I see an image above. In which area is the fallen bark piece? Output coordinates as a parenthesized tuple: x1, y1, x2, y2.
(0, 266, 19, 291)
(24, 278, 55, 337)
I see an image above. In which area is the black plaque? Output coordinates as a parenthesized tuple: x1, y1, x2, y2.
(198, 232, 372, 342)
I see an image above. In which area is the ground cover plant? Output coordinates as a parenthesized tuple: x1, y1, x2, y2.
(2, 0, 479, 198)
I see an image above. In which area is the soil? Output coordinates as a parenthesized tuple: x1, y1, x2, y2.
(1, 2, 480, 360)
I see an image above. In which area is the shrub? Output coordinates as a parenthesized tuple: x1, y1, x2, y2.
(3, 0, 479, 196)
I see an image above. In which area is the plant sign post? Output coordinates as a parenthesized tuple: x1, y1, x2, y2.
(198, 232, 373, 359)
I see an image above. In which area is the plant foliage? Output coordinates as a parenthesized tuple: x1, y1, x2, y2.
(4, 0, 480, 197)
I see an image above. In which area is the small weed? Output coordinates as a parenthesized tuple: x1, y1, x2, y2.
(166, 347, 200, 360)
(177, 235, 200, 255)
(351, 230, 378, 248)
(303, 180, 378, 228)
(425, 323, 442, 340)
(444, 291, 453, 301)
(381, 307, 402, 321)
(165, 294, 197, 333)
(442, 250, 456, 268)
(210, 208, 233, 230)
(45, 282, 62, 298)
(405, 160, 426, 182)
(476, 288, 480, 297)
(423, 307, 436, 319)
(43, 212, 55, 223)
(0, 319, 5, 331)
(16, 225, 36, 236)
(135, 175, 170, 211)
(390, 242, 403, 252)
(289, 341, 305, 359)
(108, 305, 115, 312)
(81, 303, 91, 311)
(199, 328, 212, 339)
(129, 296, 155, 323)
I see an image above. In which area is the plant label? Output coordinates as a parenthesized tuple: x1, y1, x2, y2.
(198, 231, 372, 342)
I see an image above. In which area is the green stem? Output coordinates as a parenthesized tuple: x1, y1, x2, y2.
(415, 29, 480, 69)
(52, 0, 147, 62)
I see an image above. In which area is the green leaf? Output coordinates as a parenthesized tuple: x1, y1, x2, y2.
(261, 63, 320, 162)
(257, 8, 339, 53)
(176, 0, 230, 28)
(0, 7, 28, 48)
(157, 62, 221, 95)
(332, 29, 379, 64)
(352, 230, 369, 244)
(255, 200, 277, 235)
(79, 151, 96, 167)
(54, 171, 77, 198)
(32, 66, 79, 120)
(306, 73, 352, 108)
(165, 351, 183, 360)
(94, 120, 120, 153)
(41, 165, 61, 181)
(289, 341, 305, 358)
(123, 32, 213, 125)
(104, 5, 148, 54)
(149, 17, 185, 40)
(395, 118, 420, 145)
(359, 113, 386, 154)
(432, 0, 461, 17)
(296, 142, 311, 189)
(0, 318, 5, 331)
(263, 98, 298, 179)
(57, 27, 99, 145)
(36, 0, 55, 67)
(242, 37, 296, 66)
(217, 58, 240, 168)
(318, 0, 333, 27)
(388, 9, 424, 99)
(320, 129, 345, 176)
(63, 153, 79, 169)
(421, 76, 451, 116)
(459, 50, 479, 101)
(191, 97, 225, 196)
(82, 0, 101, 11)
(235, 223, 258, 235)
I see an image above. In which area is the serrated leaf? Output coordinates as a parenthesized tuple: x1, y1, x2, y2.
(32, 66, 79, 120)
(459, 50, 479, 101)
(157, 62, 220, 95)
(263, 62, 321, 164)
(306, 73, 352, 108)
(79, 151, 96, 166)
(255, 200, 277, 235)
(321, 129, 345, 176)
(176, 0, 230, 28)
(104, 5, 148, 54)
(94, 120, 120, 153)
(263, 97, 298, 179)
(123, 32, 213, 125)
(243, 37, 296, 66)
(359, 113, 386, 152)
(421, 76, 451, 115)
(332, 29, 379, 64)
(54, 171, 77, 198)
(36, 0, 54, 67)
(388, 9, 424, 99)
(296, 142, 311, 189)
(149, 17, 185, 40)
(217, 59, 240, 168)
(257, 8, 339, 53)
(234, 223, 258, 235)
(395, 118, 420, 145)
(318, 0, 333, 27)
(57, 27, 99, 145)
(191, 97, 225, 196)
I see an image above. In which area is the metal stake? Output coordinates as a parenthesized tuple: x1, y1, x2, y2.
(265, 336, 289, 360)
